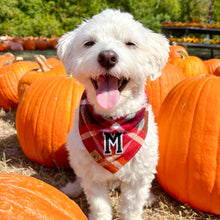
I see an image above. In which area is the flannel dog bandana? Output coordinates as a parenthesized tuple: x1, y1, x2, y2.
(79, 92, 149, 174)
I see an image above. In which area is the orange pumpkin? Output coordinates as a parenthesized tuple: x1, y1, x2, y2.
(0, 173, 88, 220)
(35, 38, 50, 50)
(0, 53, 15, 68)
(46, 57, 63, 67)
(23, 39, 36, 50)
(0, 60, 39, 110)
(157, 75, 220, 215)
(48, 37, 59, 49)
(18, 55, 66, 99)
(170, 51, 208, 77)
(0, 42, 9, 52)
(145, 62, 185, 117)
(168, 44, 189, 60)
(204, 58, 220, 75)
(16, 76, 84, 168)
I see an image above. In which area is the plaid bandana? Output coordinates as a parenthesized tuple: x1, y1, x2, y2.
(79, 92, 148, 174)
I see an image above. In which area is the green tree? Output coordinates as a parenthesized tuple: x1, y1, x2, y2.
(0, 0, 219, 37)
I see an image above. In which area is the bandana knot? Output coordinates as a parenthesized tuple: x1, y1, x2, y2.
(79, 92, 148, 174)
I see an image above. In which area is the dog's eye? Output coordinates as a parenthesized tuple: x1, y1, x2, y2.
(126, 42, 136, 46)
(84, 41, 95, 47)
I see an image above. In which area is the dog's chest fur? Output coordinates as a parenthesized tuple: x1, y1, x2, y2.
(66, 103, 158, 184)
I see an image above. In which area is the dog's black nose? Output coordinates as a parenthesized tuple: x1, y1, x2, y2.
(98, 50, 118, 69)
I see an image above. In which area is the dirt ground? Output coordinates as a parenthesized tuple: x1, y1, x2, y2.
(0, 108, 219, 220)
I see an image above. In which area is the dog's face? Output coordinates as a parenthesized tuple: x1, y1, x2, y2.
(57, 9, 169, 118)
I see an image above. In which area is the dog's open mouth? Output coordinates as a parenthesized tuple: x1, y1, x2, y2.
(91, 75, 129, 109)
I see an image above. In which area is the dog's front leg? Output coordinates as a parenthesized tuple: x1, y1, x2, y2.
(119, 181, 152, 220)
(81, 181, 112, 220)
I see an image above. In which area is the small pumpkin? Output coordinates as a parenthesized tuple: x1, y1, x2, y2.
(204, 58, 220, 75)
(0, 173, 88, 220)
(157, 75, 220, 215)
(0, 53, 16, 68)
(0, 59, 39, 110)
(168, 44, 189, 60)
(16, 76, 84, 168)
(170, 51, 208, 77)
(145, 62, 185, 117)
(23, 39, 36, 50)
(18, 55, 66, 99)
(48, 37, 59, 49)
(35, 38, 50, 50)
(0, 41, 9, 52)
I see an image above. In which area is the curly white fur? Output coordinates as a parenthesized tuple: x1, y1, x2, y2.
(57, 9, 169, 220)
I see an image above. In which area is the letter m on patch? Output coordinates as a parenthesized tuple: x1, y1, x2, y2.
(103, 133, 123, 155)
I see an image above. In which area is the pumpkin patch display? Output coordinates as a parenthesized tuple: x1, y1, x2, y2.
(169, 51, 208, 77)
(0, 173, 88, 220)
(157, 75, 220, 215)
(145, 62, 185, 117)
(16, 76, 84, 168)
(0, 60, 39, 110)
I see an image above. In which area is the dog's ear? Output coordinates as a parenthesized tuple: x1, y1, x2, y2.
(57, 30, 78, 75)
(145, 31, 170, 81)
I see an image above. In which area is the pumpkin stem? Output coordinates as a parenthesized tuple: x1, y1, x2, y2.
(34, 55, 53, 72)
(4, 52, 15, 58)
(4, 56, 23, 66)
(178, 50, 189, 59)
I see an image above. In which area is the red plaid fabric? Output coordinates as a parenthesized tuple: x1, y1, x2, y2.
(79, 92, 148, 174)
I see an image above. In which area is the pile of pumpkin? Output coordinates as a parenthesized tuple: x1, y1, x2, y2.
(0, 36, 59, 52)
(0, 45, 220, 218)
(161, 21, 220, 29)
(168, 35, 220, 45)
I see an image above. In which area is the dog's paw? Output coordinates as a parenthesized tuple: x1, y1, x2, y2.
(60, 179, 83, 198)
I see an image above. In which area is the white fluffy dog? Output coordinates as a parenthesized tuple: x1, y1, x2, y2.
(57, 9, 169, 220)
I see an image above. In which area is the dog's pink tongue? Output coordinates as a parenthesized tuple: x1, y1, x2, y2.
(96, 75, 120, 109)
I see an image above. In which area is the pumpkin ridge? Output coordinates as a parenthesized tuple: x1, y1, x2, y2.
(0, 69, 17, 107)
(1, 182, 77, 218)
(5, 68, 18, 102)
(50, 78, 68, 163)
(0, 174, 88, 219)
(17, 84, 42, 162)
(202, 77, 220, 213)
(28, 79, 53, 164)
(182, 77, 212, 205)
(38, 77, 59, 165)
(158, 78, 195, 187)
(209, 141, 220, 213)
(168, 78, 199, 200)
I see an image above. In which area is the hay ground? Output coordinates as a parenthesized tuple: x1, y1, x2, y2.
(0, 108, 219, 220)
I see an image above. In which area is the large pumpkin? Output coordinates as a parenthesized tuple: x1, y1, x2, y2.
(170, 51, 208, 77)
(145, 62, 185, 117)
(16, 76, 84, 168)
(0, 173, 88, 220)
(157, 75, 220, 214)
(0, 60, 39, 110)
